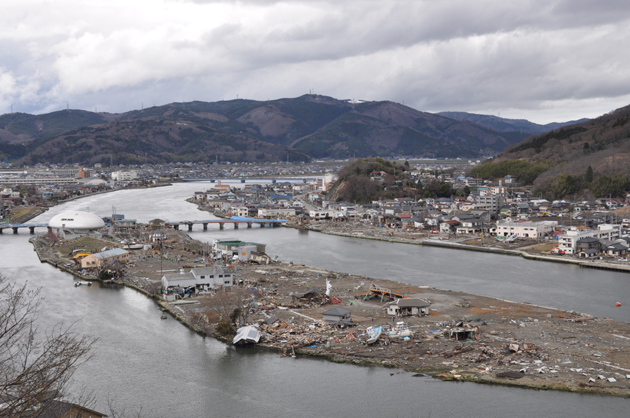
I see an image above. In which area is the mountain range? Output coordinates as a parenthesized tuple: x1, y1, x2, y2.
(0, 95, 586, 166)
(437, 112, 588, 136)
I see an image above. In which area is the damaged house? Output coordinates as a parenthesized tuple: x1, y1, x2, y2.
(161, 266, 233, 299)
(292, 287, 327, 307)
(322, 307, 352, 325)
(386, 298, 431, 316)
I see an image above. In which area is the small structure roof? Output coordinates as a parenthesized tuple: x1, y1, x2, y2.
(93, 248, 128, 259)
(322, 307, 351, 316)
(396, 298, 430, 308)
(215, 240, 263, 246)
(191, 266, 225, 276)
(162, 271, 195, 281)
(580, 248, 598, 254)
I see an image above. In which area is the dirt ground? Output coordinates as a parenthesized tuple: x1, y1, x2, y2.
(193, 263, 630, 397)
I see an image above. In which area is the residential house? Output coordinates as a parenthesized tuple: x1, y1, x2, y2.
(456, 218, 484, 235)
(465, 177, 483, 187)
(161, 266, 233, 295)
(214, 240, 266, 256)
(257, 207, 296, 218)
(250, 251, 271, 265)
(495, 220, 556, 239)
(602, 241, 628, 257)
(577, 247, 599, 259)
(576, 237, 601, 254)
(322, 307, 352, 324)
(386, 298, 430, 316)
(439, 220, 460, 234)
(557, 224, 621, 255)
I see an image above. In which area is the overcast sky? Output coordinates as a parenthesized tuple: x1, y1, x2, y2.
(2, 0, 630, 123)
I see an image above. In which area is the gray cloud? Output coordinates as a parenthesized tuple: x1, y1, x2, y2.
(2, 0, 630, 123)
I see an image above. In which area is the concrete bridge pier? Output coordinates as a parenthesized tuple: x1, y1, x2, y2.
(12, 227, 18, 234)
(188, 223, 193, 232)
(247, 222, 252, 228)
(173, 224, 180, 230)
(203, 223, 208, 231)
(219, 223, 224, 230)
(234, 223, 239, 229)
(29, 227, 35, 234)
(0, 228, 3, 234)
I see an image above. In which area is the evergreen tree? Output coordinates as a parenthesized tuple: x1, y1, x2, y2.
(585, 165, 594, 183)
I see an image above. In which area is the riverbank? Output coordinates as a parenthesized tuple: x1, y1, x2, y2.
(29, 226, 630, 398)
(184, 197, 630, 273)
(54, 182, 173, 206)
(2, 205, 48, 224)
(286, 221, 630, 274)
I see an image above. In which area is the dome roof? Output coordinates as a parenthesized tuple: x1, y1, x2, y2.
(49, 211, 105, 231)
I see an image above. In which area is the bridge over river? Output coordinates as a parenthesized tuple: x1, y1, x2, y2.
(0, 217, 285, 234)
(167, 218, 286, 231)
(181, 177, 317, 183)
(0, 222, 50, 234)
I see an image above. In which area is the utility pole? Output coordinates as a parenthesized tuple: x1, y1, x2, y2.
(160, 231, 163, 279)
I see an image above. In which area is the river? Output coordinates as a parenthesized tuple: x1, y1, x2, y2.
(1, 182, 628, 416)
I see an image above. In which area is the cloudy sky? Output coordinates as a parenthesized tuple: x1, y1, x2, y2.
(2, 0, 630, 123)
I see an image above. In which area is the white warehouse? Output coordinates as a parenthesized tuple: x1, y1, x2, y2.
(161, 266, 233, 296)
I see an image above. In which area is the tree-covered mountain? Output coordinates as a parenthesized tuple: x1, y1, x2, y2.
(0, 95, 581, 165)
(470, 103, 630, 199)
(17, 119, 308, 166)
(437, 111, 588, 136)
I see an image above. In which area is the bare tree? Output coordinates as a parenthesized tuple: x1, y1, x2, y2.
(201, 287, 260, 337)
(0, 274, 96, 417)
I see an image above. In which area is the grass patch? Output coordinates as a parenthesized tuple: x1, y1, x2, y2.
(57, 236, 112, 257)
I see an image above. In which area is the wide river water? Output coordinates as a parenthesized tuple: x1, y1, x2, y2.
(2, 182, 628, 417)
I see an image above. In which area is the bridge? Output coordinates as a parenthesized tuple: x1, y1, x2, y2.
(0, 217, 286, 234)
(167, 218, 286, 231)
(0, 222, 50, 234)
(180, 177, 317, 183)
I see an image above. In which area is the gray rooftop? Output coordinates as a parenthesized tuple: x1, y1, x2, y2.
(396, 298, 430, 308)
(322, 307, 352, 316)
(191, 266, 225, 276)
(94, 248, 129, 259)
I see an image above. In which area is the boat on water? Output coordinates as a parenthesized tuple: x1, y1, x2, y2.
(366, 326, 382, 344)
(73, 281, 93, 287)
(232, 325, 261, 345)
(387, 322, 413, 339)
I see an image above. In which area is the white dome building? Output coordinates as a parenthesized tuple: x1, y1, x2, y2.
(49, 211, 105, 232)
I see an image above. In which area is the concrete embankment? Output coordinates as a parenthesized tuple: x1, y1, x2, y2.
(293, 225, 630, 274)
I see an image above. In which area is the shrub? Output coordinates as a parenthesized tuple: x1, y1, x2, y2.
(216, 319, 235, 337)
